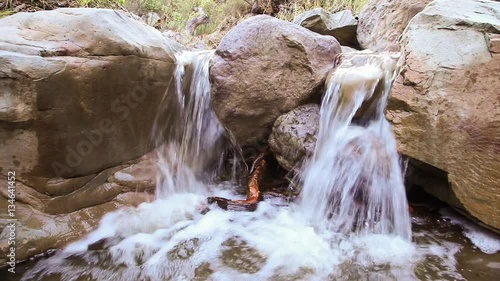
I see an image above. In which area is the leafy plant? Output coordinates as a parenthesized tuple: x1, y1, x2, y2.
(0, 9, 15, 19)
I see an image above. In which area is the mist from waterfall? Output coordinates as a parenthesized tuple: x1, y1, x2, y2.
(298, 53, 412, 240)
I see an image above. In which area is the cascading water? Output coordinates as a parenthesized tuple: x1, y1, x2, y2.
(155, 50, 226, 197)
(19, 51, 479, 281)
(298, 53, 412, 240)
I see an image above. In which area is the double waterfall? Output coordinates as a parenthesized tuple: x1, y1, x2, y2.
(155, 50, 411, 240)
(22, 51, 419, 281)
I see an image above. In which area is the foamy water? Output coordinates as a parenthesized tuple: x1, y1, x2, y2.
(440, 208, 500, 254)
(22, 188, 487, 281)
(22, 189, 470, 281)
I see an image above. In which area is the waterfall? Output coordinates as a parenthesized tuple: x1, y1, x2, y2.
(298, 53, 412, 240)
(155, 50, 226, 197)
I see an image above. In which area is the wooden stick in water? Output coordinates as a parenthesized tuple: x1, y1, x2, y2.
(207, 151, 267, 211)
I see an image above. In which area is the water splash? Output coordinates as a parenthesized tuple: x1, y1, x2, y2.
(21, 192, 471, 281)
(298, 53, 412, 240)
(155, 50, 226, 197)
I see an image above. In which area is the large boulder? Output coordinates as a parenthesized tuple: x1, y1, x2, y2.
(0, 151, 157, 264)
(294, 8, 359, 48)
(0, 8, 176, 262)
(357, 0, 432, 52)
(269, 104, 319, 171)
(0, 8, 176, 179)
(387, 0, 500, 231)
(210, 15, 341, 146)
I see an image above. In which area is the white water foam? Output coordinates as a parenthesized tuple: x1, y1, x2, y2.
(21, 192, 415, 280)
(22, 191, 471, 281)
(440, 208, 500, 254)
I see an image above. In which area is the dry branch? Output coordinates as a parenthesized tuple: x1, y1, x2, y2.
(207, 152, 267, 211)
(186, 7, 210, 35)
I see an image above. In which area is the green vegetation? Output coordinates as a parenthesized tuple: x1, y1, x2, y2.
(2, 0, 368, 34)
(150, 0, 368, 35)
(152, 0, 249, 35)
(0, 9, 15, 19)
(81, 0, 250, 35)
(277, 0, 369, 21)
(78, 0, 368, 35)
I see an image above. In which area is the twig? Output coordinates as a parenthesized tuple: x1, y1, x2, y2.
(186, 7, 210, 35)
(207, 151, 267, 211)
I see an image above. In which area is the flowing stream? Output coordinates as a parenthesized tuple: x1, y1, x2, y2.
(15, 51, 500, 281)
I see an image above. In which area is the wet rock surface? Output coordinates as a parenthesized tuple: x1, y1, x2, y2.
(0, 152, 157, 265)
(269, 104, 319, 171)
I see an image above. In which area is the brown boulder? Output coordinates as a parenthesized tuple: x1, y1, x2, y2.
(210, 15, 341, 146)
(387, 0, 500, 231)
(0, 8, 176, 180)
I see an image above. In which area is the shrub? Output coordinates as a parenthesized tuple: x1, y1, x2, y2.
(277, 0, 368, 21)
(156, 0, 249, 35)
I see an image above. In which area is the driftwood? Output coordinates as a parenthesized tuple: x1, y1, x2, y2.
(207, 152, 267, 211)
(186, 7, 210, 35)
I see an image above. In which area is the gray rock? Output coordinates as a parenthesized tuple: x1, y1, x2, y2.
(210, 15, 341, 146)
(143, 12, 161, 27)
(294, 8, 358, 47)
(387, 0, 500, 232)
(357, 0, 432, 51)
(269, 104, 319, 171)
